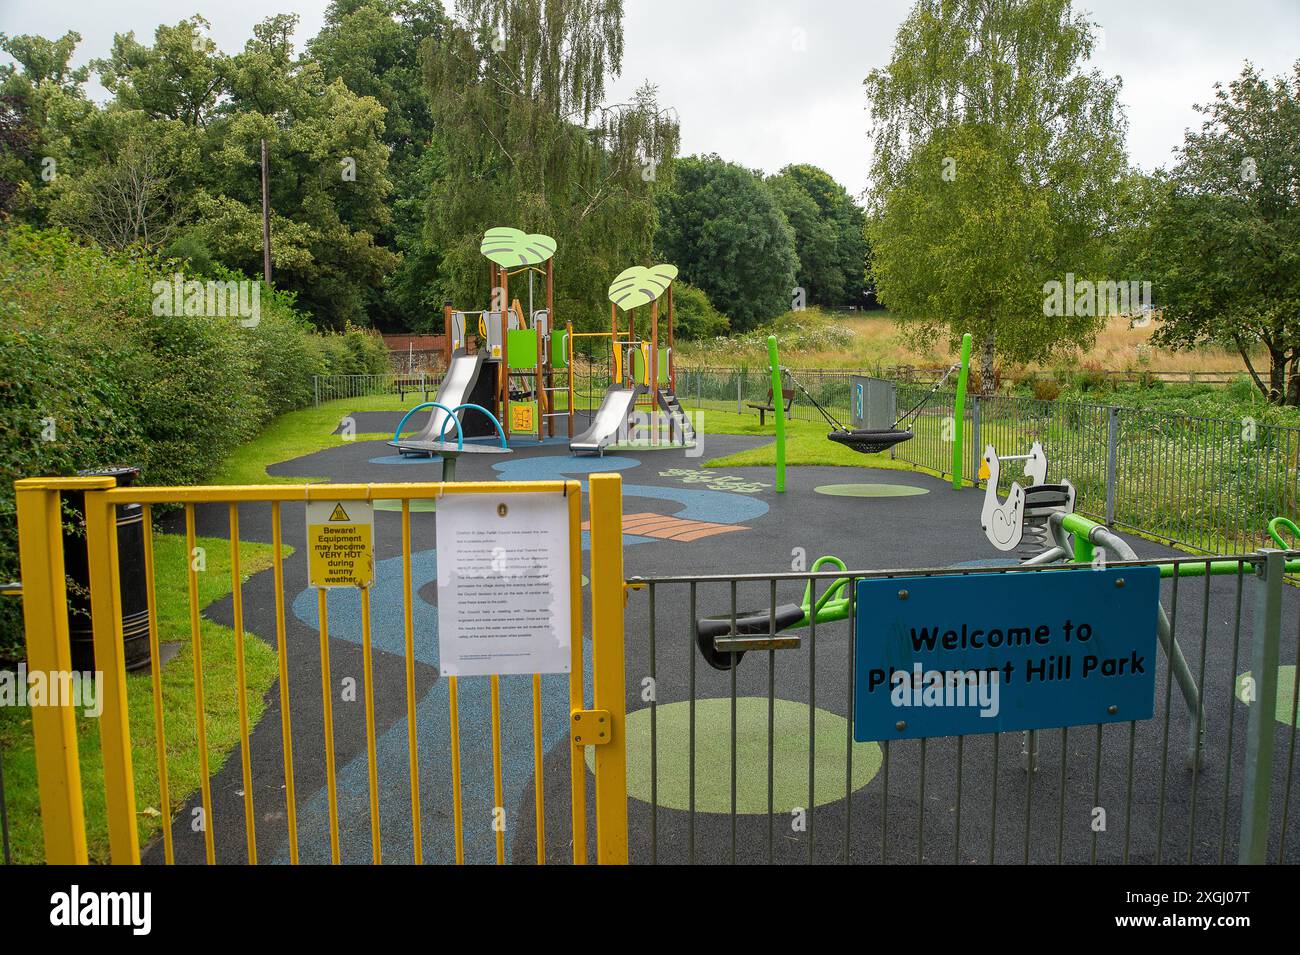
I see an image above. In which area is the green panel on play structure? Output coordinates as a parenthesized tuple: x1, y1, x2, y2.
(507, 328, 538, 369)
(608, 264, 678, 308)
(630, 347, 648, 385)
(508, 400, 538, 434)
(658, 347, 670, 384)
(480, 227, 556, 267)
(553, 329, 569, 365)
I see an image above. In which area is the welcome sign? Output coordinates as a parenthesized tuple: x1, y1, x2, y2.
(853, 567, 1160, 742)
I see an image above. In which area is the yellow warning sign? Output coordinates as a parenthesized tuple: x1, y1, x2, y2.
(306, 500, 374, 588)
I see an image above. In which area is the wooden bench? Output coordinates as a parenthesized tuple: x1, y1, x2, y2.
(747, 385, 796, 425)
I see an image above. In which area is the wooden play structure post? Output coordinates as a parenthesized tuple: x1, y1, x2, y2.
(442, 302, 453, 368)
(667, 283, 675, 397)
(650, 298, 659, 403)
(610, 302, 619, 383)
(546, 258, 555, 437)
(566, 320, 575, 438)
(500, 264, 510, 441)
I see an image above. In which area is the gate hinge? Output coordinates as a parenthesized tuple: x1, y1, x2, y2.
(571, 709, 612, 745)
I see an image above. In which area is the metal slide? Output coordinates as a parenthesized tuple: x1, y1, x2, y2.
(390, 349, 484, 454)
(570, 384, 642, 454)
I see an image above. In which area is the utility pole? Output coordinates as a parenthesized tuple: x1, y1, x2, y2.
(260, 138, 272, 283)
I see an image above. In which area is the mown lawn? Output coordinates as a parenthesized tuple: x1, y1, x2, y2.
(0, 533, 287, 864)
(210, 392, 425, 484)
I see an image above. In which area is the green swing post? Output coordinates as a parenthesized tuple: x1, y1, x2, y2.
(767, 336, 785, 493)
(951, 333, 972, 490)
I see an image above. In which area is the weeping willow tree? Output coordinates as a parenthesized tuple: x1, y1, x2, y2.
(424, 0, 679, 327)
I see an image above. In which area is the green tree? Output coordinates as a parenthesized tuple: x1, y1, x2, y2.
(0, 31, 97, 224)
(864, 0, 1128, 388)
(669, 281, 729, 340)
(309, 0, 448, 328)
(655, 154, 798, 331)
(94, 16, 226, 127)
(1136, 62, 1300, 404)
(200, 15, 399, 326)
(767, 163, 868, 307)
(424, 0, 678, 329)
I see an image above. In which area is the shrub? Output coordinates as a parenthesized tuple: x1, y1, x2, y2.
(1031, 377, 1063, 401)
(670, 282, 730, 340)
(0, 226, 360, 662)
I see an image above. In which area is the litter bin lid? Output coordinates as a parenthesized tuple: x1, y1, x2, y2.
(76, 466, 141, 487)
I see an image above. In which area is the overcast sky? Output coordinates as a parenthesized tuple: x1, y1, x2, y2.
(2, 0, 1297, 198)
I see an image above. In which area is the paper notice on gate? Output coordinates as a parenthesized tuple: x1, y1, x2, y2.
(435, 492, 572, 677)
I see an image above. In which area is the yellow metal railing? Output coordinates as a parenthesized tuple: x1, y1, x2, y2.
(14, 474, 628, 865)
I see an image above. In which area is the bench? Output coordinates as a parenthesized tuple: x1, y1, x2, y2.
(747, 386, 795, 425)
(395, 376, 433, 402)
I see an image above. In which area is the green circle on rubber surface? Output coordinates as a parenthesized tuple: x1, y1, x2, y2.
(813, 483, 928, 498)
(373, 498, 438, 512)
(586, 697, 881, 813)
(1235, 666, 1299, 726)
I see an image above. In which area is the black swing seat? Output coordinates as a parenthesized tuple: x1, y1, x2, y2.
(827, 428, 914, 454)
(695, 603, 805, 671)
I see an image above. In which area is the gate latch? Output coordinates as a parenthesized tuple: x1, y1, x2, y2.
(571, 709, 612, 745)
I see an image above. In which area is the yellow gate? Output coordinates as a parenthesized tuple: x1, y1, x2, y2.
(14, 473, 628, 865)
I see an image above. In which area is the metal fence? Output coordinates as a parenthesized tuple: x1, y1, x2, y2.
(900, 392, 1300, 558)
(675, 367, 1299, 558)
(677, 366, 864, 426)
(312, 372, 445, 405)
(626, 553, 1300, 864)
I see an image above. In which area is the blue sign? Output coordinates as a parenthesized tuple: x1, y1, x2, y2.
(853, 567, 1160, 742)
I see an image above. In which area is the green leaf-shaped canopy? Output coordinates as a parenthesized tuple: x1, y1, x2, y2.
(608, 264, 679, 308)
(480, 227, 557, 267)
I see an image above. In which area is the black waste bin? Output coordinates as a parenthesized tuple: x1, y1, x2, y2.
(63, 466, 152, 673)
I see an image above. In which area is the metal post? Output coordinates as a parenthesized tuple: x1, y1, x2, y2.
(1106, 407, 1119, 526)
(14, 478, 109, 864)
(971, 396, 982, 484)
(588, 474, 628, 863)
(314, 376, 320, 408)
(736, 374, 742, 415)
(0, 746, 9, 864)
(84, 487, 141, 863)
(951, 333, 972, 489)
(1239, 549, 1283, 863)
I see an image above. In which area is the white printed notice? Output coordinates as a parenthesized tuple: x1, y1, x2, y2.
(435, 492, 572, 677)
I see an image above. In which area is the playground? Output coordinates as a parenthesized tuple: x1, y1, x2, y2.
(12, 229, 1300, 867)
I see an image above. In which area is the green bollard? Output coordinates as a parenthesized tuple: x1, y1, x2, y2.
(768, 335, 785, 493)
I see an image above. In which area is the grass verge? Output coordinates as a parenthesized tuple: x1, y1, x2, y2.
(0, 533, 287, 863)
(209, 393, 429, 485)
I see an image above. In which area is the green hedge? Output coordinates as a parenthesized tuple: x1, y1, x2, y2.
(0, 226, 389, 662)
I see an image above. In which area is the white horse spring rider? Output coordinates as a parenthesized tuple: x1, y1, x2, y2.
(979, 441, 1048, 552)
